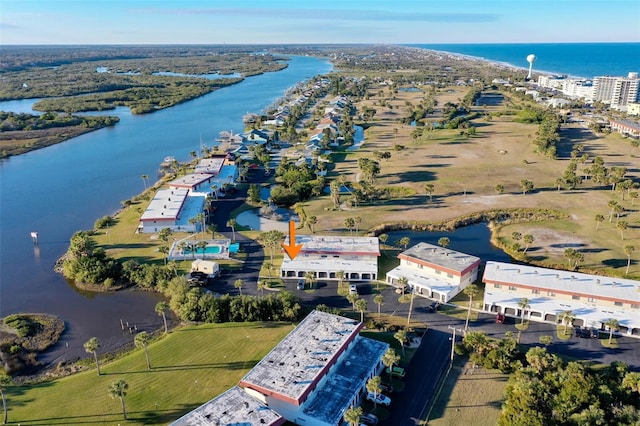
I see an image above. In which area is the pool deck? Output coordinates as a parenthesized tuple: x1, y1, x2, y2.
(168, 237, 231, 260)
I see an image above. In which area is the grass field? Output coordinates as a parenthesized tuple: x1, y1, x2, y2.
(301, 84, 639, 278)
(426, 361, 508, 426)
(4, 322, 293, 425)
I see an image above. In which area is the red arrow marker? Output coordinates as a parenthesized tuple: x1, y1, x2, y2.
(282, 220, 303, 260)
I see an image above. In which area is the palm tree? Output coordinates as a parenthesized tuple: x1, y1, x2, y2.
(344, 217, 355, 235)
(346, 292, 358, 310)
(517, 297, 530, 326)
(264, 261, 273, 279)
(378, 233, 389, 248)
(374, 294, 384, 318)
(608, 200, 618, 222)
(336, 270, 345, 289)
(134, 331, 151, 369)
(398, 276, 409, 296)
(624, 245, 635, 275)
(343, 405, 363, 426)
(622, 372, 640, 394)
(424, 183, 435, 203)
(354, 216, 362, 234)
(559, 310, 575, 335)
(399, 236, 411, 249)
(595, 214, 605, 230)
(257, 280, 267, 297)
(234, 278, 244, 295)
(0, 375, 9, 425)
(155, 301, 169, 334)
(196, 212, 206, 241)
(141, 174, 149, 190)
(196, 240, 207, 259)
(307, 216, 317, 233)
(463, 283, 481, 331)
(355, 298, 367, 323)
(617, 220, 628, 240)
(211, 184, 219, 200)
(523, 234, 534, 253)
(394, 329, 408, 358)
(366, 376, 382, 408)
(438, 237, 450, 248)
(304, 271, 316, 289)
(605, 318, 619, 344)
(227, 218, 237, 242)
(84, 337, 101, 376)
(108, 379, 129, 420)
(382, 348, 400, 381)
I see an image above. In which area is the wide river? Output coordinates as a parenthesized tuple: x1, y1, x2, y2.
(0, 55, 333, 364)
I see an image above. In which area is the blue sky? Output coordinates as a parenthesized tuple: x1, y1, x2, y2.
(1, 0, 639, 45)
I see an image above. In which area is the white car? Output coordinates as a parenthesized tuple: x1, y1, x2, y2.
(366, 392, 391, 406)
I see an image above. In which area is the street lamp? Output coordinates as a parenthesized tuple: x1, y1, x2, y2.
(448, 325, 462, 362)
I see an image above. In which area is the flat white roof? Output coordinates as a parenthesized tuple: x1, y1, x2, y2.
(194, 157, 225, 174)
(387, 266, 461, 296)
(283, 235, 380, 256)
(140, 188, 189, 221)
(483, 261, 640, 303)
(169, 173, 215, 189)
(281, 256, 378, 274)
(399, 242, 480, 274)
(239, 310, 361, 404)
(170, 386, 284, 426)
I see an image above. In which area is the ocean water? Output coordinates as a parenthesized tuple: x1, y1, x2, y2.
(409, 43, 640, 79)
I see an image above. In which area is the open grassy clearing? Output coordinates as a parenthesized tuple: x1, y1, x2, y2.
(425, 361, 508, 426)
(4, 322, 293, 425)
(302, 83, 639, 277)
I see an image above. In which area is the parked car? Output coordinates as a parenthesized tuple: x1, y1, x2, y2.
(385, 366, 405, 378)
(366, 392, 391, 406)
(578, 328, 592, 338)
(379, 383, 394, 394)
(591, 328, 600, 338)
(349, 284, 358, 294)
(297, 279, 305, 290)
(496, 313, 505, 324)
(428, 301, 440, 312)
(360, 412, 379, 425)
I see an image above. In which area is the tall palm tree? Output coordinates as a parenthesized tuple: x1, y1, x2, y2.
(257, 280, 267, 297)
(346, 292, 358, 310)
(264, 261, 273, 279)
(155, 302, 169, 334)
(196, 240, 207, 259)
(84, 337, 101, 376)
(226, 218, 237, 242)
(374, 294, 384, 318)
(196, 212, 206, 241)
(108, 379, 129, 420)
(605, 318, 619, 344)
(355, 298, 367, 323)
(234, 278, 244, 295)
(304, 271, 316, 289)
(0, 375, 9, 425)
(463, 283, 481, 331)
(595, 214, 605, 230)
(624, 245, 636, 275)
(382, 348, 400, 380)
(424, 183, 434, 203)
(141, 174, 149, 190)
(394, 329, 408, 358)
(366, 376, 382, 409)
(134, 331, 151, 369)
(559, 310, 575, 335)
(617, 220, 628, 240)
(398, 276, 409, 296)
(343, 406, 363, 426)
(517, 297, 530, 326)
(608, 200, 618, 222)
(336, 270, 345, 289)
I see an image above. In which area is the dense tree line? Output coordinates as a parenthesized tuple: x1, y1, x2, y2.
(270, 161, 324, 206)
(61, 231, 122, 287)
(0, 111, 119, 131)
(514, 107, 561, 158)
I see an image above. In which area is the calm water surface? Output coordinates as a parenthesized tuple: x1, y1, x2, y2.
(0, 55, 332, 363)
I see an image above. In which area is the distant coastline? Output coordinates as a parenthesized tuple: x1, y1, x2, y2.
(407, 42, 640, 79)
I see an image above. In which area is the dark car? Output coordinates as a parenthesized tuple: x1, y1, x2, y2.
(591, 328, 600, 338)
(379, 382, 394, 394)
(579, 328, 592, 338)
(297, 279, 305, 290)
(428, 301, 440, 312)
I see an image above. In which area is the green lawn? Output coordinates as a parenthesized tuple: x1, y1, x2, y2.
(425, 361, 508, 426)
(4, 322, 292, 425)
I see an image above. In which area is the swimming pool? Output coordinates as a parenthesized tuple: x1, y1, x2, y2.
(183, 245, 222, 255)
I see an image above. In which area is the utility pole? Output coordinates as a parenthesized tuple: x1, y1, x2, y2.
(448, 325, 462, 362)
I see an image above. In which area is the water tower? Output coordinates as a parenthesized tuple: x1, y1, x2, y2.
(526, 54, 536, 80)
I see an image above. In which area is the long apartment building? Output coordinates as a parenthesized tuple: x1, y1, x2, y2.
(386, 242, 481, 303)
(280, 235, 380, 281)
(482, 261, 640, 337)
(172, 310, 389, 426)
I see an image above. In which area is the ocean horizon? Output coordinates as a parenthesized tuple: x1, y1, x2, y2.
(408, 42, 640, 79)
